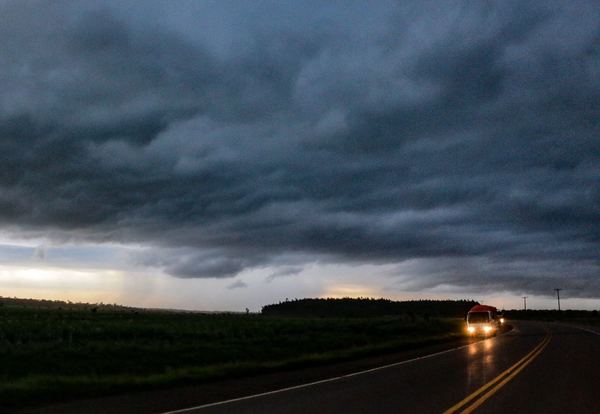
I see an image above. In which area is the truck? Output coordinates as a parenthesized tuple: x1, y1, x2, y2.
(465, 304, 504, 336)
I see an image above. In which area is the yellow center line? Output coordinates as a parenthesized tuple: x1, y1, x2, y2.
(459, 336, 550, 414)
(443, 334, 551, 414)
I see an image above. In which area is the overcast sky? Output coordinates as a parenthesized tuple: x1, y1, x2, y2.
(1, 1, 599, 310)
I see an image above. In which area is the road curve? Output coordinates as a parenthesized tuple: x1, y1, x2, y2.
(163, 322, 600, 414)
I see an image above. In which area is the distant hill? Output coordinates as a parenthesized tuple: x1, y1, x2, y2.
(0, 296, 239, 314)
(261, 298, 479, 318)
(0, 296, 134, 312)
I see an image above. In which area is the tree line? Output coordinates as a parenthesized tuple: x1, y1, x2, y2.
(261, 297, 479, 318)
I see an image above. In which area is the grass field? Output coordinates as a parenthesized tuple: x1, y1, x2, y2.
(0, 301, 464, 408)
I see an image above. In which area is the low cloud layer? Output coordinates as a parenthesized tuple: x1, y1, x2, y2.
(1, 1, 599, 298)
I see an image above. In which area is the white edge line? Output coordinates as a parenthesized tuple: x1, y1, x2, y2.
(160, 331, 512, 414)
(550, 321, 600, 336)
(569, 325, 600, 336)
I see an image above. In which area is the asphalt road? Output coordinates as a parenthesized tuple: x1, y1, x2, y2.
(162, 321, 600, 414)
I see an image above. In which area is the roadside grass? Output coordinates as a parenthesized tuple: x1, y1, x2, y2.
(0, 305, 463, 407)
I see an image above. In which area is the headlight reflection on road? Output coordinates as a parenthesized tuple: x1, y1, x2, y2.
(468, 345, 478, 356)
(466, 331, 497, 390)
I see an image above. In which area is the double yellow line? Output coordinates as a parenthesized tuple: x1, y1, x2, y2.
(443, 334, 551, 414)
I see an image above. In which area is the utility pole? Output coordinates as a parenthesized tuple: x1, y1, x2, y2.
(522, 296, 528, 311)
(554, 288, 562, 311)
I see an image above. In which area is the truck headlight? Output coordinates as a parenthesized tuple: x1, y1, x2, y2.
(500, 318, 505, 324)
(483, 325, 493, 333)
(467, 326, 475, 334)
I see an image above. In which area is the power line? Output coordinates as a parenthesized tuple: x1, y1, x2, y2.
(522, 296, 528, 311)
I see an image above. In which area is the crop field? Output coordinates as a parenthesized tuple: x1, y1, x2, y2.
(0, 301, 463, 408)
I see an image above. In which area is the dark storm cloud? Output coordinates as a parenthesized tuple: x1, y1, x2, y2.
(266, 266, 304, 282)
(227, 279, 248, 290)
(1, 1, 599, 297)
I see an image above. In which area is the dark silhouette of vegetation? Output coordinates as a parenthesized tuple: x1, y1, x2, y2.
(261, 298, 479, 318)
(504, 309, 600, 322)
(0, 296, 465, 409)
(0, 296, 134, 312)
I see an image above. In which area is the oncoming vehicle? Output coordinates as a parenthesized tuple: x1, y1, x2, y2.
(465, 304, 504, 336)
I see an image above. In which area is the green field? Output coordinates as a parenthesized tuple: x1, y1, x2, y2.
(0, 299, 464, 408)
